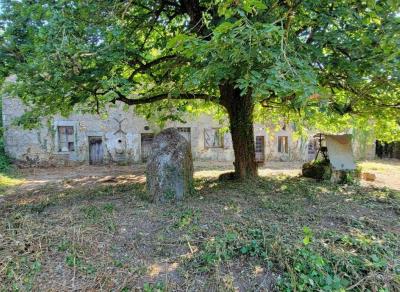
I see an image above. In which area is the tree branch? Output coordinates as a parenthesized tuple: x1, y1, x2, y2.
(327, 80, 400, 112)
(180, 0, 209, 37)
(113, 91, 218, 105)
(128, 55, 178, 80)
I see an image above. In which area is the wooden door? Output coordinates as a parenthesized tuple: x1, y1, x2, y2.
(89, 136, 103, 165)
(141, 133, 154, 162)
(255, 136, 265, 163)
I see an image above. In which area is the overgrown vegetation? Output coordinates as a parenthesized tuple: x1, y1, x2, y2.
(0, 96, 23, 194)
(0, 137, 11, 173)
(0, 145, 18, 194)
(1, 174, 399, 290)
(0, 96, 10, 172)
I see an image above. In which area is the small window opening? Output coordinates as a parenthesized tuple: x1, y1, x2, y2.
(204, 128, 224, 148)
(58, 126, 74, 152)
(278, 136, 289, 153)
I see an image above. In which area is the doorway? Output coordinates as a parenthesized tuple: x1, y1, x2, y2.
(255, 136, 265, 163)
(89, 136, 103, 165)
(141, 133, 154, 162)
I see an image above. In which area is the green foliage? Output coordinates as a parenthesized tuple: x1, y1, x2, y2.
(0, 137, 11, 172)
(189, 223, 399, 291)
(81, 203, 115, 220)
(195, 227, 268, 270)
(342, 169, 362, 185)
(0, 0, 399, 141)
(302, 160, 332, 181)
(4, 257, 42, 291)
(80, 203, 117, 233)
(59, 241, 97, 275)
(278, 229, 399, 291)
(0, 95, 11, 173)
(143, 282, 166, 292)
(173, 209, 200, 229)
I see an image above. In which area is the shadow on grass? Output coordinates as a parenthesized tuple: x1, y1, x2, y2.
(0, 181, 147, 215)
(3, 173, 399, 217)
(196, 174, 400, 204)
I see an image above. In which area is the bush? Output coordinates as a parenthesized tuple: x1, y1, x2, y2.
(0, 136, 11, 172)
(302, 160, 332, 180)
(0, 96, 11, 173)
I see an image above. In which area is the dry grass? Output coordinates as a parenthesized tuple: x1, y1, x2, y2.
(359, 159, 400, 173)
(0, 169, 399, 291)
(358, 159, 400, 190)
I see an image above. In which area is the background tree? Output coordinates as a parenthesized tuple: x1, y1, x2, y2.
(0, 0, 399, 179)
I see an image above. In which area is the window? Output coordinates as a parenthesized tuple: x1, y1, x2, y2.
(278, 136, 288, 153)
(308, 138, 318, 154)
(177, 127, 191, 145)
(204, 128, 223, 148)
(58, 126, 75, 152)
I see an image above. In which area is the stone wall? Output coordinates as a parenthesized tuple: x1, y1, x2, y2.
(3, 92, 373, 167)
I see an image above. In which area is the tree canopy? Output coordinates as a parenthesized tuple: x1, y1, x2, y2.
(1, 0, 399, 177)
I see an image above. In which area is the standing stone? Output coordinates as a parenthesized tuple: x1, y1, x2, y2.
(146, 128, 193, 203)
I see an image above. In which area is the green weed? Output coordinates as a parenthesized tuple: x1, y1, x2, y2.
(3, 257, 42, 290)
(173, 209, 200, 229)
(143, 282, 166, 292)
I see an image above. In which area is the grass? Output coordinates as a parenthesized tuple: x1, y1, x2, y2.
(0, 174, 399, 291)
(0, 173, 24, 194)
(359, 160, 400, 173)
(0, 133, 24, 194)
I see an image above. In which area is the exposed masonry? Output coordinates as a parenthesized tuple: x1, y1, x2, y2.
(2, 94, 375, 167)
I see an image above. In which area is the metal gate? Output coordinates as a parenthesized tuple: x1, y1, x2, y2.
(89, 136, 103, 165)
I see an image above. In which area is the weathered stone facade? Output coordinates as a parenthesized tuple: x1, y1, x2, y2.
(2, 92, 375, 167)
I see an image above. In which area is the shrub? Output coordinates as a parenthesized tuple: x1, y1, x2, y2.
(0, 137, 11, 172)
(302, 160, 332, 180)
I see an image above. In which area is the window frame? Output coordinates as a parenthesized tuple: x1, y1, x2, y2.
(277, 136, 289, 153)
(177, 127, 191, 146)
(54, 122, 76, 153)
(204, 128, 224, 149)
(57, 126, 75, 152)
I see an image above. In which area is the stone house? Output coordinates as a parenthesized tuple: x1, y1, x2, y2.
(2, 92, 375, 167)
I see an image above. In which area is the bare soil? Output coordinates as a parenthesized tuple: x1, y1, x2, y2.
(359, 159, 400, 190)
(6, 159, 400, 196)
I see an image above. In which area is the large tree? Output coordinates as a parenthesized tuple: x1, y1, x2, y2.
(0, 0, 399, 179)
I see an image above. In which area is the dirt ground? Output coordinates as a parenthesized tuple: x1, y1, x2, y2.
(2, 161, 301, 196)
(6, 159, 400, 195)
(358, 159, 400, 190)
(1, 160, 399, 291)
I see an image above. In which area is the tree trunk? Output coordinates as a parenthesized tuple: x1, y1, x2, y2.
(220, 83, 258, 179)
